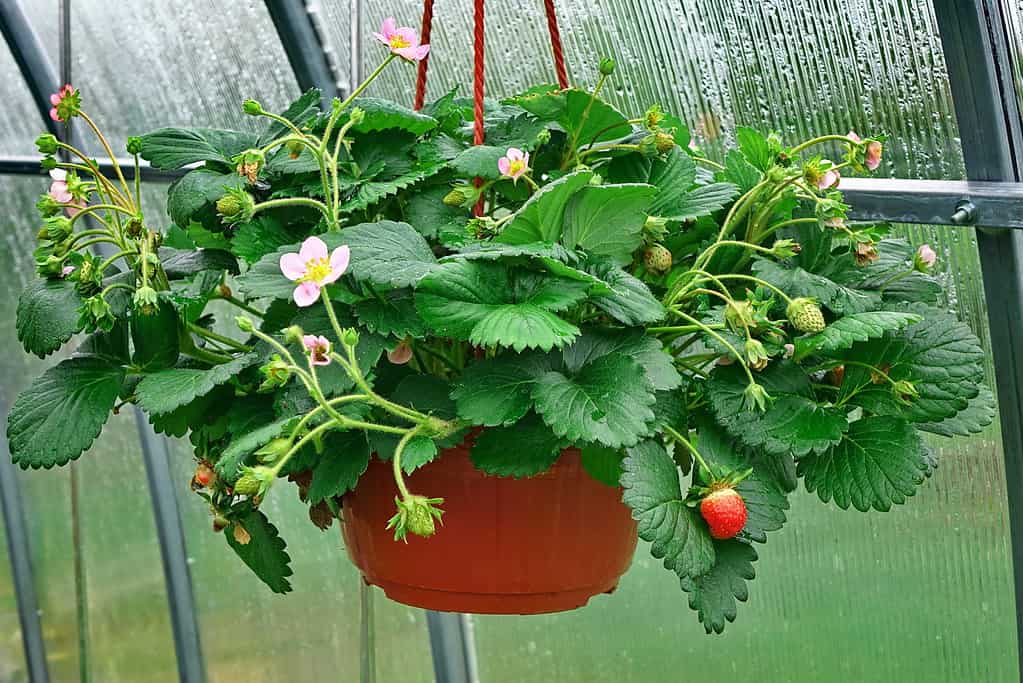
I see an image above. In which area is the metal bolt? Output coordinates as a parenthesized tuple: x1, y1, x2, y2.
(951, 200, 977, 225)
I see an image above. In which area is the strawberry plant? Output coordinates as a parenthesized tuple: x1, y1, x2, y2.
(7, 17, 993, 633)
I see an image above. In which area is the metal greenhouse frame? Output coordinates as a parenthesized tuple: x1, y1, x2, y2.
(1, 0, 1022, 681)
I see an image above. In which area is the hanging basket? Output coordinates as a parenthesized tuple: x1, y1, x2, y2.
(341, 432, 639, 615)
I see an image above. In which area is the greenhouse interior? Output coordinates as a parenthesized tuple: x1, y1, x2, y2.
(2, 0, 1023, 681)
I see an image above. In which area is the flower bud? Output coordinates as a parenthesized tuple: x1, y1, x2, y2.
(216, 187, 255, 225)
(35, 133, 59, 155)
(37, 254, 67, 279)
(443, 184, 480, 208)
(78, 294, 116, 332)
(348, 107, 366, 126)
(133, 286, 160, 316)
(341, 328, 360, 347)
(235, 316, 255, 333)
(914, 244, 937, 272)
(242, 99, 264, 116)
(892, 379, 920, 406)
(283, 325, 304, 344)
(40, 156, 57, 170)
(745, 338, 769, 371)
(126, 136, 143, 155)
(771, 239, 801, 259)
(36, 194, 62, 218)
(259, 355, 292, 392)
(598, 57, 617, 76)
(43, 216, 73, 241)
(742, 382, 772, 412)
(725, 300, 756, 333)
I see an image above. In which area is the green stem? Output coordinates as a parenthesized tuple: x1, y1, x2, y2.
(98, 249, 134, 273)
(697, 272, 796, 305)
(271, 420, 338, 478)
(338, 54, 396, 112)
(181, 346, 232, 364)
(673, 310, 756, 385)
(78, 111, 135, 207)
(214, 294, 264, 318)
(789, 134, 862, 156)
(100, 282, 135, 297)
(252, 197, 331, 220)
(647, 323, 723, 334)
(392, 429, 419, 501)
(694, 156, 725, 171)
(576, 143, 641, 162)
(187, 323, 251, 352)
(664, 425, 712, 475)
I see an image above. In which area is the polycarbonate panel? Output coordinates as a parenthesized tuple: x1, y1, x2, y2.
(166, 437, 435, 682)
(0, 176, 179, 681)
(20, 1, 301, 159)
(0, 504, 27, 683)
(470, 225, 1016, 681)
(0, 44, 45, 156)
(347, 0, 963, 179)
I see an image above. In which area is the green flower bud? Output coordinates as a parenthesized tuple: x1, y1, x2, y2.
(78, 294, 115, 332)
(786, 297, 826, 333)
(341, 328, 360, 347)
(443, 185, 479, 208)
(35, 133, 59, 155)
(235, 316, 255, 333)
(126, 136, 143, 155)
(43, 216, 73, 242)
(598, 57, 617, 76)
(745, 338, 769, 371)
(40, 156, 57, 170)
(348, 107, 366, 126)
(36, 254, 67, 279)
(216, 187, 255, 225)
(742, 382, 772, 412)
(242, 99, 264, 116)
(892, 379, 920, 406)
(725, 300, 756, 333)
(771, 239, 801, 259)
(133, 286, 160, 316)
(283, 325, 304, 344)
(36, 194, 62, 218)
(258, 355, 292, 392)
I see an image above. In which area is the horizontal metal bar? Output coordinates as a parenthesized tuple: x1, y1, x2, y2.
(0, 156, 181, 182)
(842, 177, 1023, 228)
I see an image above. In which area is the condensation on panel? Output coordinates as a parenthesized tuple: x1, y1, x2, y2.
(0, 507, 28, 683)
(347, 0, 963, 179)
(165, 434, 435, 683)
(20, 1, 301, 158)
(308, 0, 354, 93)
(0, 44, 46, 156)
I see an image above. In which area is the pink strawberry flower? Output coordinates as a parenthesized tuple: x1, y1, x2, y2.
(302, 335, 332, 366)
(48, 84, 77, 122)
(387, 340, 413, 365)
(498, 148, 530, 182)
(915, 244, 937, 271)
(48, 169, 82, 217)
(60, 265, 75, 278)
(847, 131, 862, 144)
(818, 167, 840, 190)
(865, 140, 883, 171)
(783, 343, 795, 359)
(279, 236, 351, 307)
(373, 18, 430, 62)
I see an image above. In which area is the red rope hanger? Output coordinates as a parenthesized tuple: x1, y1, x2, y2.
(412, 0, 570, 215)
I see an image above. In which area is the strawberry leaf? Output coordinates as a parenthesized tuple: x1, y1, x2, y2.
(621, 439, 716, 577)
(225, 510, 293, 594)
(470, 414, 566, 477)
(562, 184, 656, 264)
(16, 277, 83, 358)
(308, 432, 371, 503)
(792, 310, 922, 360)
(680, 539, 757, 634)
(136, 353, 260, 415)
(497, 170, 594, 245)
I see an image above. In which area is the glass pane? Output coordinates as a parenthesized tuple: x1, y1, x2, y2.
(346, 0, 963, 179)
(0, 176, 179, 681)
(471, 223, 1017, 681)
(21, 1, 301, 158)
(0, 44, 46, 156)
(165, 437, 435, 681)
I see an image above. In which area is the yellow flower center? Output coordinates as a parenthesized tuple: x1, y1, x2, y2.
(389, 36, 411, 49)
(302, 257, 332, 284)
(507, 159, 526, 176)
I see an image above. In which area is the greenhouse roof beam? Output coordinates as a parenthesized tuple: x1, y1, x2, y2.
(263, 0, 342, 106)
(934, 1, 1023, 679)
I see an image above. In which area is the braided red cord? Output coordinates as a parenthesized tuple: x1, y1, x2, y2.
(413, 0, 435, 111)
(542, 0, 569, 89)
(472, 0, 486, 216)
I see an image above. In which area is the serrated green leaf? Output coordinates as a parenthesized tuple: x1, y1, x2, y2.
(585, 261, 666, 325)
(533, 354, 655, 448)
(140, 127, 259, 170)
(167, 169, 245, 228)
(339, 138, 447, 213)
(918, 385, 996, 437)
(694, 416, 788, 543)
(662, 182, 739, 222)
(562, 184, 656, 264)
(451, 354, 549, 426)
(231, 217, 305, 265)
(564, 328, 681, 392)
(159, 247, 239, 278)
(621, 439, 716, 577)
(403, 185, 468, 239)
(496, 170, 594, 245)
(753, 259, 878, 315)
(225, 510, 293, 594)
(415, 260, 585, 351)
(736, 127, 772, 171)
(723, 149, 762, 192)
(798, 415, 928, 511)
(705, 361, 847, 457)
(217, 416, 298, 480)
(793, 311, 921, 360)
(343, 220, 438, 288)
(470, 414, 565, 477)
(825, 239, 942, 305)
(647, 148, 698, 216)
(308, 432, 371, 503)
(354, 290, 427, 339)
(679, 539, 757, 634)
(149, 384, 233, 437)
(136, 353, 259, 415)
(836, 308, 987, 424)
(348, 97, 438, 135)
(16, 278, 83, 358)
(450, 145, 508, 179)
(7, 356, 125, 469)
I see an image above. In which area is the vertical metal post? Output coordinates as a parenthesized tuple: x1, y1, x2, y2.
(425, 612, 479, 683)
(263, 0, 342, 105)
(934, 1, 1023, 678)
(0, 435, 50, 683)
(134, 414, 207, 683)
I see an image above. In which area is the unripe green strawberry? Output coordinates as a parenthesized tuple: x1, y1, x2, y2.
(700, 487, 748, 540)
(786, 297, 826, 333)
(643, 244, 673, 274)
(233, 472, 261, 496)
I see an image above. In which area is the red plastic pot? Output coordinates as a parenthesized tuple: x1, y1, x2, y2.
(341, 432, 639, 615)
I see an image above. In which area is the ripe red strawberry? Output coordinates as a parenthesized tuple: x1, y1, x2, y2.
(700, 487, 748, 539)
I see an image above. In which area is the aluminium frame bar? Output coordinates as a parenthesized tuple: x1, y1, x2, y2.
(933, 0, 1023, 678)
